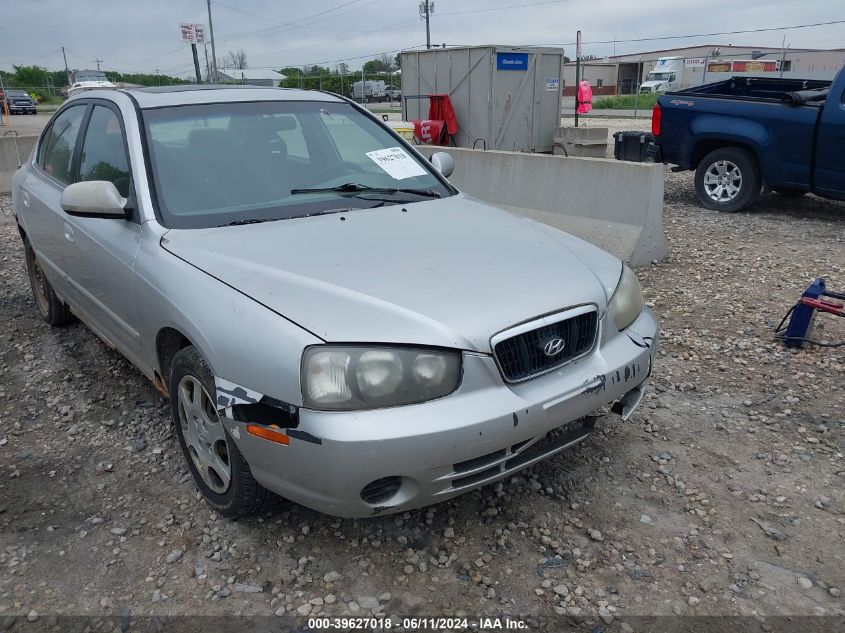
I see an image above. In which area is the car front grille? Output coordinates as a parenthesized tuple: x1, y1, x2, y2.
(493, 308, 598, 382)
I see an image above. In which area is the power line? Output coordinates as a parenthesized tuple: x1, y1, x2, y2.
(438, 0, 571, 16)
(213, 0, 367, 42)
(249, 44, 428, 70)
(217, 0, 384, 43)
(534, 18, 845, 48)
(247, 17, 419, 60)
(213, 0, 378, 34)
(64, 49, 92, 64)
(0, 48, 62, 66)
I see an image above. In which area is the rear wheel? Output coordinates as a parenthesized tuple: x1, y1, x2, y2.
(169, 345, 268, 518)
(24, 242, 74, 326)
(694, 147, 761, 212)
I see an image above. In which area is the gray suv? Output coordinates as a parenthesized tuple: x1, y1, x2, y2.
(12, 85, 658, 518)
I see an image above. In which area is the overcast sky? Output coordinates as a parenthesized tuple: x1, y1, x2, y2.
(1, 0, 842, 77)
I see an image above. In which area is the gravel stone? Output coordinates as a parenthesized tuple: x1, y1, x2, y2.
(165, 549, 183, 564)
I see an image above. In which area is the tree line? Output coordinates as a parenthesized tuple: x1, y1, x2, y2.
(278, 54, 402, 95)
(0, 64, 191, 94)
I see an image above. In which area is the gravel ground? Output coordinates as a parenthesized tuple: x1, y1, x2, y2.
(0, 173, 843, 631)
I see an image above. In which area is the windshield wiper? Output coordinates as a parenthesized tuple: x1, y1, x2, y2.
(218, 217, 278, 227)
(290, 182, 441, 198)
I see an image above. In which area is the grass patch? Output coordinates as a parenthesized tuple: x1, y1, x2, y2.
(593, 93, 659, 110)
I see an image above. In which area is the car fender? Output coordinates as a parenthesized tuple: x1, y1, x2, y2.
(132, 223, 322, 407)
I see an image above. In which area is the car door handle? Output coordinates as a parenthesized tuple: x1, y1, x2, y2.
(63, 222, 74, 243)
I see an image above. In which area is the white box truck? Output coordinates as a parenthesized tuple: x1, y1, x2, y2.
(352, 80, 387, 102)
(640, 57, 684, 93)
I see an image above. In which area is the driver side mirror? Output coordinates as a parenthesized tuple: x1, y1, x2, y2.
(429, 152, 455, 178)
(61, 181, 129, 219)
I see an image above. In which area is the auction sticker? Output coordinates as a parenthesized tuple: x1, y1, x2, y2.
(365, 147, 427, 180)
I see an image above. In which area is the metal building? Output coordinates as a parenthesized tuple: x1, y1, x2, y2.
(564, 45, 845, 94)
(401, 46, 565, 153)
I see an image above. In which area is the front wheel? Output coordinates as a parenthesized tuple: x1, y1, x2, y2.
(169, 346, 268, 518)
(694, 147, 761, 212)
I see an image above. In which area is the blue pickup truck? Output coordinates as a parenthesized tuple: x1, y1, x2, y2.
(652, 66, 845, 212)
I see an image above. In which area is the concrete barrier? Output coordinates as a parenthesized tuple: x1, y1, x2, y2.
(0, 135, 36, 195)
(418, 146, 666, 266)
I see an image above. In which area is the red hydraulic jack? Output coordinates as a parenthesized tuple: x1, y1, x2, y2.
(776, 278, 845, 348)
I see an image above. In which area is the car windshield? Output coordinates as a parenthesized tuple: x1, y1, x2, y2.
(143, 99, 452, 229)
(648, 72, 671, 81)
(7, 90, 28, 97)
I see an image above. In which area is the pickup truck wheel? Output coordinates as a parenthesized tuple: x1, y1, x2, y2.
(169, 346, 268, 518)
(773, 186, 808, 198)
(695, 148, 761, 212)
(24, 242, 74, 326)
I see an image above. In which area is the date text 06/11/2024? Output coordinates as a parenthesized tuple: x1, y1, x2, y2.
(307, 617, 529, 629)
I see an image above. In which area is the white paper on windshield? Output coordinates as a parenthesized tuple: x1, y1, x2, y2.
(365, 147, 427, 180)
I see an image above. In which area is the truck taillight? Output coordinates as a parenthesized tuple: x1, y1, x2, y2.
(651, 104, 662, 136)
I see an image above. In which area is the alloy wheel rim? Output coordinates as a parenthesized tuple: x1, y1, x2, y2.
(177, 375, 231, 494)
(703, 160, 743, 202)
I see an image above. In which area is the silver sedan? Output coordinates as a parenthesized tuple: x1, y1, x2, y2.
(12, 86, 658, 518)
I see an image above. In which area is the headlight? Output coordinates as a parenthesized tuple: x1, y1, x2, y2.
(302, 346, 462, 410)
(607, 264, 644, 331)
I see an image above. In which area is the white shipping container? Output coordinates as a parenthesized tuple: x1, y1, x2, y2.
(400, 46, 565, 152)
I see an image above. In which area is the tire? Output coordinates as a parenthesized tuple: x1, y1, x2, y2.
(694, 147, 761, 212)
(773, 186, 808, 198)
(169, 345, 268, 518)
(24, 241, 74, 326)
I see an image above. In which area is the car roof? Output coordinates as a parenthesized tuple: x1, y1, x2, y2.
(68, 85, 346, 109)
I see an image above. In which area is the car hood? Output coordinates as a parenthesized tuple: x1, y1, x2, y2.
(641, 81, 664, 90)
(161, 195, 619, 353)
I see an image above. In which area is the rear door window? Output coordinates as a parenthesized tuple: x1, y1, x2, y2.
(39, 105, 86, 185)
(78, 105, 131, 197)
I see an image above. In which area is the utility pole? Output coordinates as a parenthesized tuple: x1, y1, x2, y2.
(93, 58, 103, 71)
(779, 34, 787, 78)
(203, 42, 211, 83)
(206, 0, 219, 83)
(190, 44, 202, 84)
(61, 46, 72, 86)
(574, 30, 582, 127)
(420, 1, 433, 49)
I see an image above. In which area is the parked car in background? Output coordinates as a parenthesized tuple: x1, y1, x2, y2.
(13, 85, 657, 519)
(384, 84, 401, 101)
(652, 65, 845, 211)
(1, 89, 37, 114)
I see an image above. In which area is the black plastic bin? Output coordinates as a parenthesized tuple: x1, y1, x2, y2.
(613, 131, 659, 162)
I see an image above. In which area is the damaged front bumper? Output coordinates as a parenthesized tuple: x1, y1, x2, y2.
(217, 308, 658, 518)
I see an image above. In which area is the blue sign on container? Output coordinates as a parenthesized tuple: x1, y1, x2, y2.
(496, 52, 529, 71)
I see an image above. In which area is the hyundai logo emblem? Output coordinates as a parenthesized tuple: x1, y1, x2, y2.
(543, 338, 566, 357)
